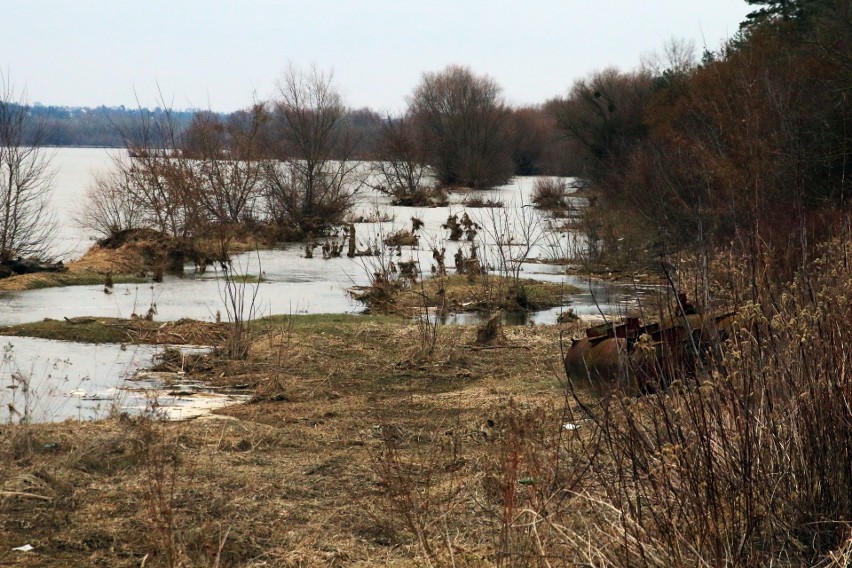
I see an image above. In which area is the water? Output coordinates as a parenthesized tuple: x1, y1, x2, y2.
(50, 147, 119, 260)
(0, 336, 245, 423)
(0, 148, 629, 327)
(0, 149, 634, 422)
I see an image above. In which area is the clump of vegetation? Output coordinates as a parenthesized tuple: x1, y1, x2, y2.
(530, 177, 573, 211)
(383, 229, 419, 248)
(462, 195, 504, 208)
(409, 65, 514, 189)
(351, 272, 575, 315)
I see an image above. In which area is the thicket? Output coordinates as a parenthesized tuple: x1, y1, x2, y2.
(551, 0, 851, 275)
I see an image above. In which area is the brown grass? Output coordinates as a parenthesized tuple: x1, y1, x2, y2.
(0, 315, 574, 566)
(352, 273, 580, 316)
(0, 244, 148, 291)
(5, 238, 851, 565)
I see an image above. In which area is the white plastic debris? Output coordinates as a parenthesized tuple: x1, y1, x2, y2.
(12, 544, 34, 552)
(562, 422, 581, 431)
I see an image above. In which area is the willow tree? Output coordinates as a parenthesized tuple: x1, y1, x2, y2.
(0, 77, 56, 262)
(408, 65, 512, 189)
(262, 66, 362, 237)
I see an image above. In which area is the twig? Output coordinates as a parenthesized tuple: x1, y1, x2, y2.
(0, 490, 52, 501)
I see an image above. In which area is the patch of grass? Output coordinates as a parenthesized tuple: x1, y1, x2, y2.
(531, 177, 574, 211)
(0, 317, 228, 345)
(0, 271, 148, 291)
(0, 317, 134, 343)
(463, 195, 504, 208)
(354, 273, 580, 315)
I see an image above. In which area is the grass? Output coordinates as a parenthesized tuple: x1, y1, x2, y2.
(0, 317, 229, 345)
(0, 315, 572, 566)
(352, 273, 581, 315)
(4, 237, 852, 565)
(0, 271, 148, 291)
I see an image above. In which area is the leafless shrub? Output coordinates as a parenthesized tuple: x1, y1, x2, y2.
(463, 194, 504, 208)
(371, 424, 466, 566)
(261, 66, 364, 238)
(77, 168, 146, 239)
(530, 177, 572, 211)
(0, 75, 57, 262)
(218, 252, 262, 360)
(131, 417, 187, 567)
(371, 114, 434, 204)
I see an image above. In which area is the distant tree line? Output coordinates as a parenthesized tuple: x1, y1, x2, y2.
(21, 89, 575, 179)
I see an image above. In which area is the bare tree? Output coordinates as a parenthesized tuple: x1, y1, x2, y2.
(408, 65, 512, 189)
(78, 167, 146, 240)
(550, 67, 653, 179)
(262, 65, 362, 237)
(116, 102, 201, 240)
(0, 76, 56, 261)
(370, 114, 432, 204)
(185, 105, 265, 226)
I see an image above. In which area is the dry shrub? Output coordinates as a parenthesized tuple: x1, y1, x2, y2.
(368, 237, 852, 566)
(463, 195, 504, 208)
(530, 177, 572, 211)
(370, 424, 468, 566)
(383, 229, 419, 247)
(551, 240, 852, 566)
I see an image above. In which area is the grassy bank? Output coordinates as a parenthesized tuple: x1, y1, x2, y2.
(352, 273, 580, 315)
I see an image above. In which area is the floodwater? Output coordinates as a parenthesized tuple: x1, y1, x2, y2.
(0, 336, 243, 423)
(1, 147, 619, 326)
(0, 148, 637, 421)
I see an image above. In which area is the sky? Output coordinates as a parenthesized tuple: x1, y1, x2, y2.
(2, 0, 752, 114)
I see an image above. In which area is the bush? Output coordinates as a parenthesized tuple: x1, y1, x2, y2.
(530, 177, 571, 210)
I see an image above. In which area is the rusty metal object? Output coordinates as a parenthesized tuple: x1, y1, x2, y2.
(565, 301, 736, 395)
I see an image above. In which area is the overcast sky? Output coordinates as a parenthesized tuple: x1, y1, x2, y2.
(2, 0, 751, 113)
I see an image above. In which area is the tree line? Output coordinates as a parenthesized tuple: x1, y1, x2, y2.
(18, 90, 575, 179)
(551, 0, 852, 274)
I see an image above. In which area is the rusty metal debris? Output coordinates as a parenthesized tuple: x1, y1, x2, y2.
(564, 295, 736, 394)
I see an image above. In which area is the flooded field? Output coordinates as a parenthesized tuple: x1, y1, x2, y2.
(1, 148, 629, 327)
(0, 336, 243, 423)
(0, 149, 636, 422)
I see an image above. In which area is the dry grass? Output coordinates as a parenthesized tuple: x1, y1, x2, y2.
(0, 317, 230, 346)
(0, 243, 148, 292)
(0, 315, 575, 566)
(0, 234, 260, 292)
(5, 238, 851, 566)
(352, 273, 579, 316)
